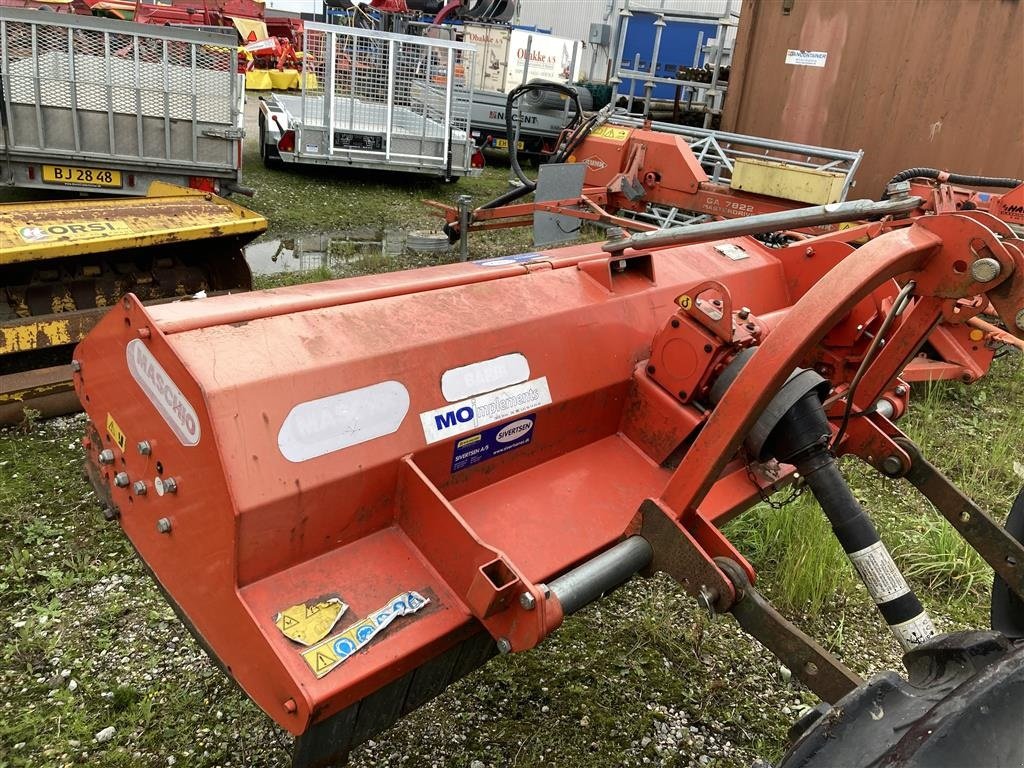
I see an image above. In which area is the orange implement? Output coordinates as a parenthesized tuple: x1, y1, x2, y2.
(73, 208, 1024, 765)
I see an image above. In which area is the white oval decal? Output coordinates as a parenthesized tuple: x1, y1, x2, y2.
(441, 353, 530, 403)
(495, 418, 534, 444)
(278, 380, 410, 463)
(125, 338, 200, 446)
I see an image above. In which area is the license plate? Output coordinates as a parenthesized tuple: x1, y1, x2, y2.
(494, 138, 525, 150)
(41, 165, 123, 189)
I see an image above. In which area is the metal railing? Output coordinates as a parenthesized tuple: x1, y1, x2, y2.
(297, 22, 475, 172)
(0, 8, 241, 173)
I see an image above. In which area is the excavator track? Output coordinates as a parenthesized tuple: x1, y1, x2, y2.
(0, 182, 265, 423)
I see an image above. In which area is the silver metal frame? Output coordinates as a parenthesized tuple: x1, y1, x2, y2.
(0, 7, 243, 193)
(272, 21, 478, 178)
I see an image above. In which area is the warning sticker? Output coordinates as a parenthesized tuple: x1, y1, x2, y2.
(891, 612, 936, 650)
(105, 413, 127, 452)
(589, 125, 632, 142)
(451, 414, 535, 473)
(274, 596, 347, 646)
(301, 591, 429, 678)
(420, 377, 551, 444)
(848, 541, 910, 604)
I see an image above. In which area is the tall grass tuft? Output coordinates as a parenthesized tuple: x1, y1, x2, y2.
(893, 518, 989, 602)
(725, 495, 853, 616)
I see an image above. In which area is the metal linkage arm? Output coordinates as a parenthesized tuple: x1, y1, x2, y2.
(716, 558, 863, 704)
(895, 438, 1024, 600)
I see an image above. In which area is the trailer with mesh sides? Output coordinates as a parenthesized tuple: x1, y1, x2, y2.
(0, 8, 245, 196)
(258, 22, 479, 181)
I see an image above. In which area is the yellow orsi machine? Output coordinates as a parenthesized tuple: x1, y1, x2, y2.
(0, 182, 266, 424)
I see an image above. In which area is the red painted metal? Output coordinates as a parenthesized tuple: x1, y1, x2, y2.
(73, 211, 1024, 741)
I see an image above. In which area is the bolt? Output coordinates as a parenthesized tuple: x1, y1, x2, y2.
(113, 472, 130, 488)
(606, 226, 628, 241)
(70, 359, 82, 373)
(132, 480, 148, 496)
(1016, 309, 1024, 333)
(137, 440, 152, 456)
(101, 506, 118, 521)
(519, 592, 536, 610)
(496, 638, 512, 654)
(804, 661, 819, 676)
(98, 448, 115, 465)
(804, 247, 815, 257)
(737, 307, 750, 320)
(138, 327, 151, 339)
(283, 698, 297, 714)
(970, 257, 1002, 283)
(156, 517, 172, 534)
(895, 385, 907, 396)
(697, 587, 717, 619)
(155, 477, 178, 496)
(881, 455, 903, 476)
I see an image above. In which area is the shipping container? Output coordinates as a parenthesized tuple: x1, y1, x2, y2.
(722, 0, 1024, 198)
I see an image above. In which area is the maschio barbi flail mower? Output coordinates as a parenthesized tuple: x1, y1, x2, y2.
(73, 194, 1024, 766)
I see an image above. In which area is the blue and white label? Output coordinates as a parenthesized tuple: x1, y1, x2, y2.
(475, 252, 545, 268)
(451, 415, 535, 473)
(420, 377, 551, 444)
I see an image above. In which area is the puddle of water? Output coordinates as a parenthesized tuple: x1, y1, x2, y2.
(245, 228, 450, 276)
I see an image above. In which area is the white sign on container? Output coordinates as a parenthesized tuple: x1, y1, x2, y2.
(507, 29, 582, 86)
(784, 49, 828, 68)
(463, 23, 511, 92)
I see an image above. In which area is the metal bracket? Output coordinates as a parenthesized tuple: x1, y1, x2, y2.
(896, 438, 1024, 599)
(715, 558, 862, 704)
(202, 127, 246, 140)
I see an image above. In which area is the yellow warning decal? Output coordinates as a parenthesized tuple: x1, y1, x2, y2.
(274, 596, 347, 646)
(301, 590, 430, 679)
(105, 413, 127, 452)
(590, 125, 632, 142)
(457, 434, 483, 449)
(18, 221, 133, 244)
(678, 295, 693, 310)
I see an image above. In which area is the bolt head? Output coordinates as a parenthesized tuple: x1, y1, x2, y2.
(970, 257, 1001, 283)
(156, 517, 172, 534)
(132, 480, 147, 495)
(881, 455, 904, 476)
(154, 476, 178, 496)
(519, 592, 536, 610)
(113, 472, 130, 488)
(137, 441, 152, 456)
(98, 449, 115, 465)
(70, 359, 82, 373)
(697, 587, 717, 619)
(496, 637, 512, 654)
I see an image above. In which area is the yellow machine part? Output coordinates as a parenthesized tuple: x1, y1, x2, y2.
(729, 158, 847, 205)
(0, 181, 265, 265)
(0, 181, 267, 423)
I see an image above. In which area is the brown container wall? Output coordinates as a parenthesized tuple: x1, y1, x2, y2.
(722, 0, 1024, 199)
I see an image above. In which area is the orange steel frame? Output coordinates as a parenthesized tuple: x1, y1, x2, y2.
(73, 208, 1023, 742)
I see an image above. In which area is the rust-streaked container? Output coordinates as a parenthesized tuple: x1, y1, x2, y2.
(722, 0, 1024, 198)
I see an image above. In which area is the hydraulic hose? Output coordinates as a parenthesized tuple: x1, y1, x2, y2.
(884, 167, 1023, 197)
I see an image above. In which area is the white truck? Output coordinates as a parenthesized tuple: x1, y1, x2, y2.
(0, 8, 246, 196)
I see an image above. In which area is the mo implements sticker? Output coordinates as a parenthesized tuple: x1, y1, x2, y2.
(126, 339, 200, 446)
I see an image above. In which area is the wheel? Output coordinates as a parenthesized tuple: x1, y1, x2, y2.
(777, 630, 1024, 767)
(992, 486, 1024, 638)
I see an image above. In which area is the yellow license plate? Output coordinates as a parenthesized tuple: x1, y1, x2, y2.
(41, 165, 123, 188)
(494, 138, 525, 150)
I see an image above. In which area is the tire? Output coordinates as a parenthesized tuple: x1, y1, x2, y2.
(992, 486, 1024, 638)
(777, 630, 1024, 767)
